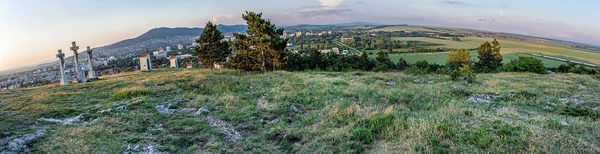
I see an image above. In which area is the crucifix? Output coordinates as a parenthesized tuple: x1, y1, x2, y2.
(71, 41, 87, 83)
(56, 49, 68, 85)
(86, 46, 97, 79)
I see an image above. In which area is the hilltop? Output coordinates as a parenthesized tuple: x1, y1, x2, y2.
(1, 69, 599, 153)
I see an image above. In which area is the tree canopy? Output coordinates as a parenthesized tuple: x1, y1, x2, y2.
(229, 11, 288, 72)
(193, 21, 230, 70)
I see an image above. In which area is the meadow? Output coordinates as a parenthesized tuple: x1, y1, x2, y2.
(369, 51, 567, 68)
(1, 69, 599, 153)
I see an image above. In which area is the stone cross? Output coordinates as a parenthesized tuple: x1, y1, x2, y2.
(56, 49, 68, 85)
(70, 41, 87, 83)
(86, 46, 97, 79)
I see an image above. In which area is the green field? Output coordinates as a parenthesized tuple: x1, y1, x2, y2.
(393, 37, 479, 49)
(370, 26, 485, 34)
(369, 51, 567, 68)
(386, 37, 600, 65)
(1, 69, 599, 153)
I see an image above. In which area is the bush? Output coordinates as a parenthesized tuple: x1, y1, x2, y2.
(351, 128, 373, 144)
(500, 55, 545, 74)
(396, 57, 410, 70)
(450, 64, 476, 83)
(364, 113, 394, 133)
(446, 49, 473, 70)
(406, 60, 431, 75)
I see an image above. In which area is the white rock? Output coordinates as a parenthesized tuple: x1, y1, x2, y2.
(560, 121, 570, 126)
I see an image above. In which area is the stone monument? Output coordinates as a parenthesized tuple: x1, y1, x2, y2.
(85, 46, 98, 79)
(56, 49, 68, 85)
(70, 41, 87, 83)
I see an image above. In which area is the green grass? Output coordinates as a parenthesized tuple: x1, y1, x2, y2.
(1, 69, 599, 153)
(393, 37, 478, 49)
(369, 51, 566, 68)
(388, 37, 600, 65)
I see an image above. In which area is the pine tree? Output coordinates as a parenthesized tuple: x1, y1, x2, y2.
(193, 21, 230, 70)
(475, 39, 503, 72)
(229, 11, 288, 72)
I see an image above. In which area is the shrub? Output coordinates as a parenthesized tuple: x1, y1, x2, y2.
(406, 60, 431, 75)
(446, 49, 473, 70)
(351, 128, 373, 144)
(500, 55, 545, 74)
(364, 113, 394, 133)
(396, 57, 410, 70)
(450, 64, 476, 83)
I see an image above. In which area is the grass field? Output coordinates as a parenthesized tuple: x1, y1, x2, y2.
(393, 37, 478, 49)
(370, 26, 485, 34)
(369, 51, 567, 68)
(387, 37, 600, 65)
(1, 69, 599, 153)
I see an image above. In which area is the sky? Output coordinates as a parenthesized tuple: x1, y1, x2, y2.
(1, 0, 599, 71)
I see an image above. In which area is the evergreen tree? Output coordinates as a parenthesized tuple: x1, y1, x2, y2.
(475, 39, 503, 72)
(375, 51, 395, 70)
(229, 11, 288, 72)
(193, 21, 231, 70)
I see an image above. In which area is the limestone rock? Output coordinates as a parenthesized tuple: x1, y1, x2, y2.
(385, 81, 396, 85)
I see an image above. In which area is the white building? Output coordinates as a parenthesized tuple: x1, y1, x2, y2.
(139, 53, 152, 72)
(177, 44, 184, 50)
(169, 56, 179, 68)
(166, 46, 171, 52)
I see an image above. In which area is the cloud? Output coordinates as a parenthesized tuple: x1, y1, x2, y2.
(318, 0, 343, 7)
(441, 0, 506, 8)
(212, 14, 235, 24)
(443, 1, 464, 5)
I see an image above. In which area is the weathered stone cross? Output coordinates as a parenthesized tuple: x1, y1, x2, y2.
(86, 46, 97, 79)
(70, 41, 87, 83)
(56, 49, 68, 85)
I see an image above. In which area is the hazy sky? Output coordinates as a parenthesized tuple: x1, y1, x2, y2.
(1, 0, 599, 71)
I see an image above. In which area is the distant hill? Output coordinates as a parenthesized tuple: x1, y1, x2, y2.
(104, 25, 247, 49)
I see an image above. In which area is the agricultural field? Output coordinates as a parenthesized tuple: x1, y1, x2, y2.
(370, 26, 485, 34)
(369, 51, 567, 68)
(393, 37, 479, 49)
(1, 69, 599, 153)
(387, 37, 600, 66)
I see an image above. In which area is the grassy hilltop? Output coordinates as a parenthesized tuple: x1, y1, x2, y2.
(1, 69, 600, 153)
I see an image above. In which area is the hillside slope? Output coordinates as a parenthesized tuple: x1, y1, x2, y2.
(0, 70, 599, 153)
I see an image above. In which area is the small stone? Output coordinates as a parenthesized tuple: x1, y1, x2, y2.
(413, 79, 425, 83)
(577, 84, 586, 89)
(290, 105, 304, 114)
(546, 70, 555, 74)
(196, 106, 210, 114)
(155, 105, 172, 114)
(99, 108, 113, 114)
(385, 81, 396, 85)
(268, 119, 279, 124)
(117, 106, 127, 111)
(247, 85, 253, 92)
(560, 121, 569, 126)
(266, 76, 272, 81)
(178, 99, 188, 103)
(427, 81, 434, 84)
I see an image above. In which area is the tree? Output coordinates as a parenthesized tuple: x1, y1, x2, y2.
(475, 39, 503, 72)
(500, 55, 545, 74)
(229, 11, 288, 72)
(446, 49, 473, 69)
(194, 21, 230, 70)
